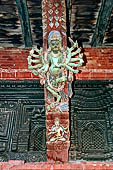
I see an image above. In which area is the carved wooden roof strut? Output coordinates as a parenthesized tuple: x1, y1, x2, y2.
(27, 0, 84, 163)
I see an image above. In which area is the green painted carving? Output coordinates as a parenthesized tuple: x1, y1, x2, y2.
(28, 31, 83, 111)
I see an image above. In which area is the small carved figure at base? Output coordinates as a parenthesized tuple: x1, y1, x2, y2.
(48, 118, 67, 143)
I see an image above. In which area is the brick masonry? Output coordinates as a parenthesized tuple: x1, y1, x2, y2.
(0, 160, 113, 170)
(0, 48, 112, 80)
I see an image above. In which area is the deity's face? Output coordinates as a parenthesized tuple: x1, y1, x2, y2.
(54, 119, 60, 127)
(48, 32, 62, 53)
(50, 39, 60, 52)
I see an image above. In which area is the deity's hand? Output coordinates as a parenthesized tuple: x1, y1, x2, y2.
(30, 49, 34, 56)
(27, 55, 31, 65)
(68, 37, 78, 48)
(79, 53, 83, 59)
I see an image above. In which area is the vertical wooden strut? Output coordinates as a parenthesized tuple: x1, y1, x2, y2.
(42, 0, 67, 53)
(42, 0, 69, 162)
(28, 0, 83, 163)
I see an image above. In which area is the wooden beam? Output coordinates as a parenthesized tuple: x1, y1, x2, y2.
(91, 0, 113, 47)
(66, 0, 72, 22)
(16, 0, 33, 47)
(66, 0, 72, 39)
(66, 0, 72, 9)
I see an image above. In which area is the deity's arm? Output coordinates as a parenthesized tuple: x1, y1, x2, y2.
(62, 41, 84, 74)
(71, 56, 83, 62)
(48, 126, 56, 136)
(68, 62, 82, 67)
(65, 47, 71, 64)
(68, 37, 78, 51)
(71, 47, 81, 56)
(64, 130, 68, 134)
(28, 47, 49, 75)
(38, 63, 49, 74)
(29, 59, 40, 63)
(65, 65, 79, 73)
(60, 126, 68, 134)
(33, 47, 43, 55)
(55, 63, 65, 67)
(48, 132, 55, 136)
(65, 47, 81, 63)
(28, 64, 42, 69)
(30, 51, 40, 58)
(31, 70, 39, 76)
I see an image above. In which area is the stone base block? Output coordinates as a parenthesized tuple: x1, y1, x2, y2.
(47, 149, 68, 163)
(46, 141, 70, 163)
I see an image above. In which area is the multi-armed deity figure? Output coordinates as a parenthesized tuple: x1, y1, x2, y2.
(28, 30, 84, 112)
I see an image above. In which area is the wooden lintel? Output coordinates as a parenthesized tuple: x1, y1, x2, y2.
(91, 0, 113, 47)
(16, 0, 33, 47)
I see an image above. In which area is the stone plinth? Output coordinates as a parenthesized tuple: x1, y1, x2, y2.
(47, 141, 70, 163)
(1, 161, 113, 170)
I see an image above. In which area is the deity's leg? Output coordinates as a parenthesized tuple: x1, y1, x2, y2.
(46, 86, 61, 104)
(56, 76, 67, 84)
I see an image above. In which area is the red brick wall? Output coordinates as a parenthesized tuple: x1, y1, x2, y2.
(1, 161, 113, 170)
(77, 48, 113, 80)
(0, 48, 112, 80)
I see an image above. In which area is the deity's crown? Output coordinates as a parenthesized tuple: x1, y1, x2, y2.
(50, 33, 61, 41)
(48, 30, 62, 44)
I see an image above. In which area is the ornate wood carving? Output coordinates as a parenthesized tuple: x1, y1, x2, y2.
(0, 80, 46, 162)
(69, 80, 113, 161)
(27, 0, 84, 163)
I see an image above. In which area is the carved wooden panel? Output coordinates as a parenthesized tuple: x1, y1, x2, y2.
(69, 80, 113, 161)
(0, 80, 46, 162)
